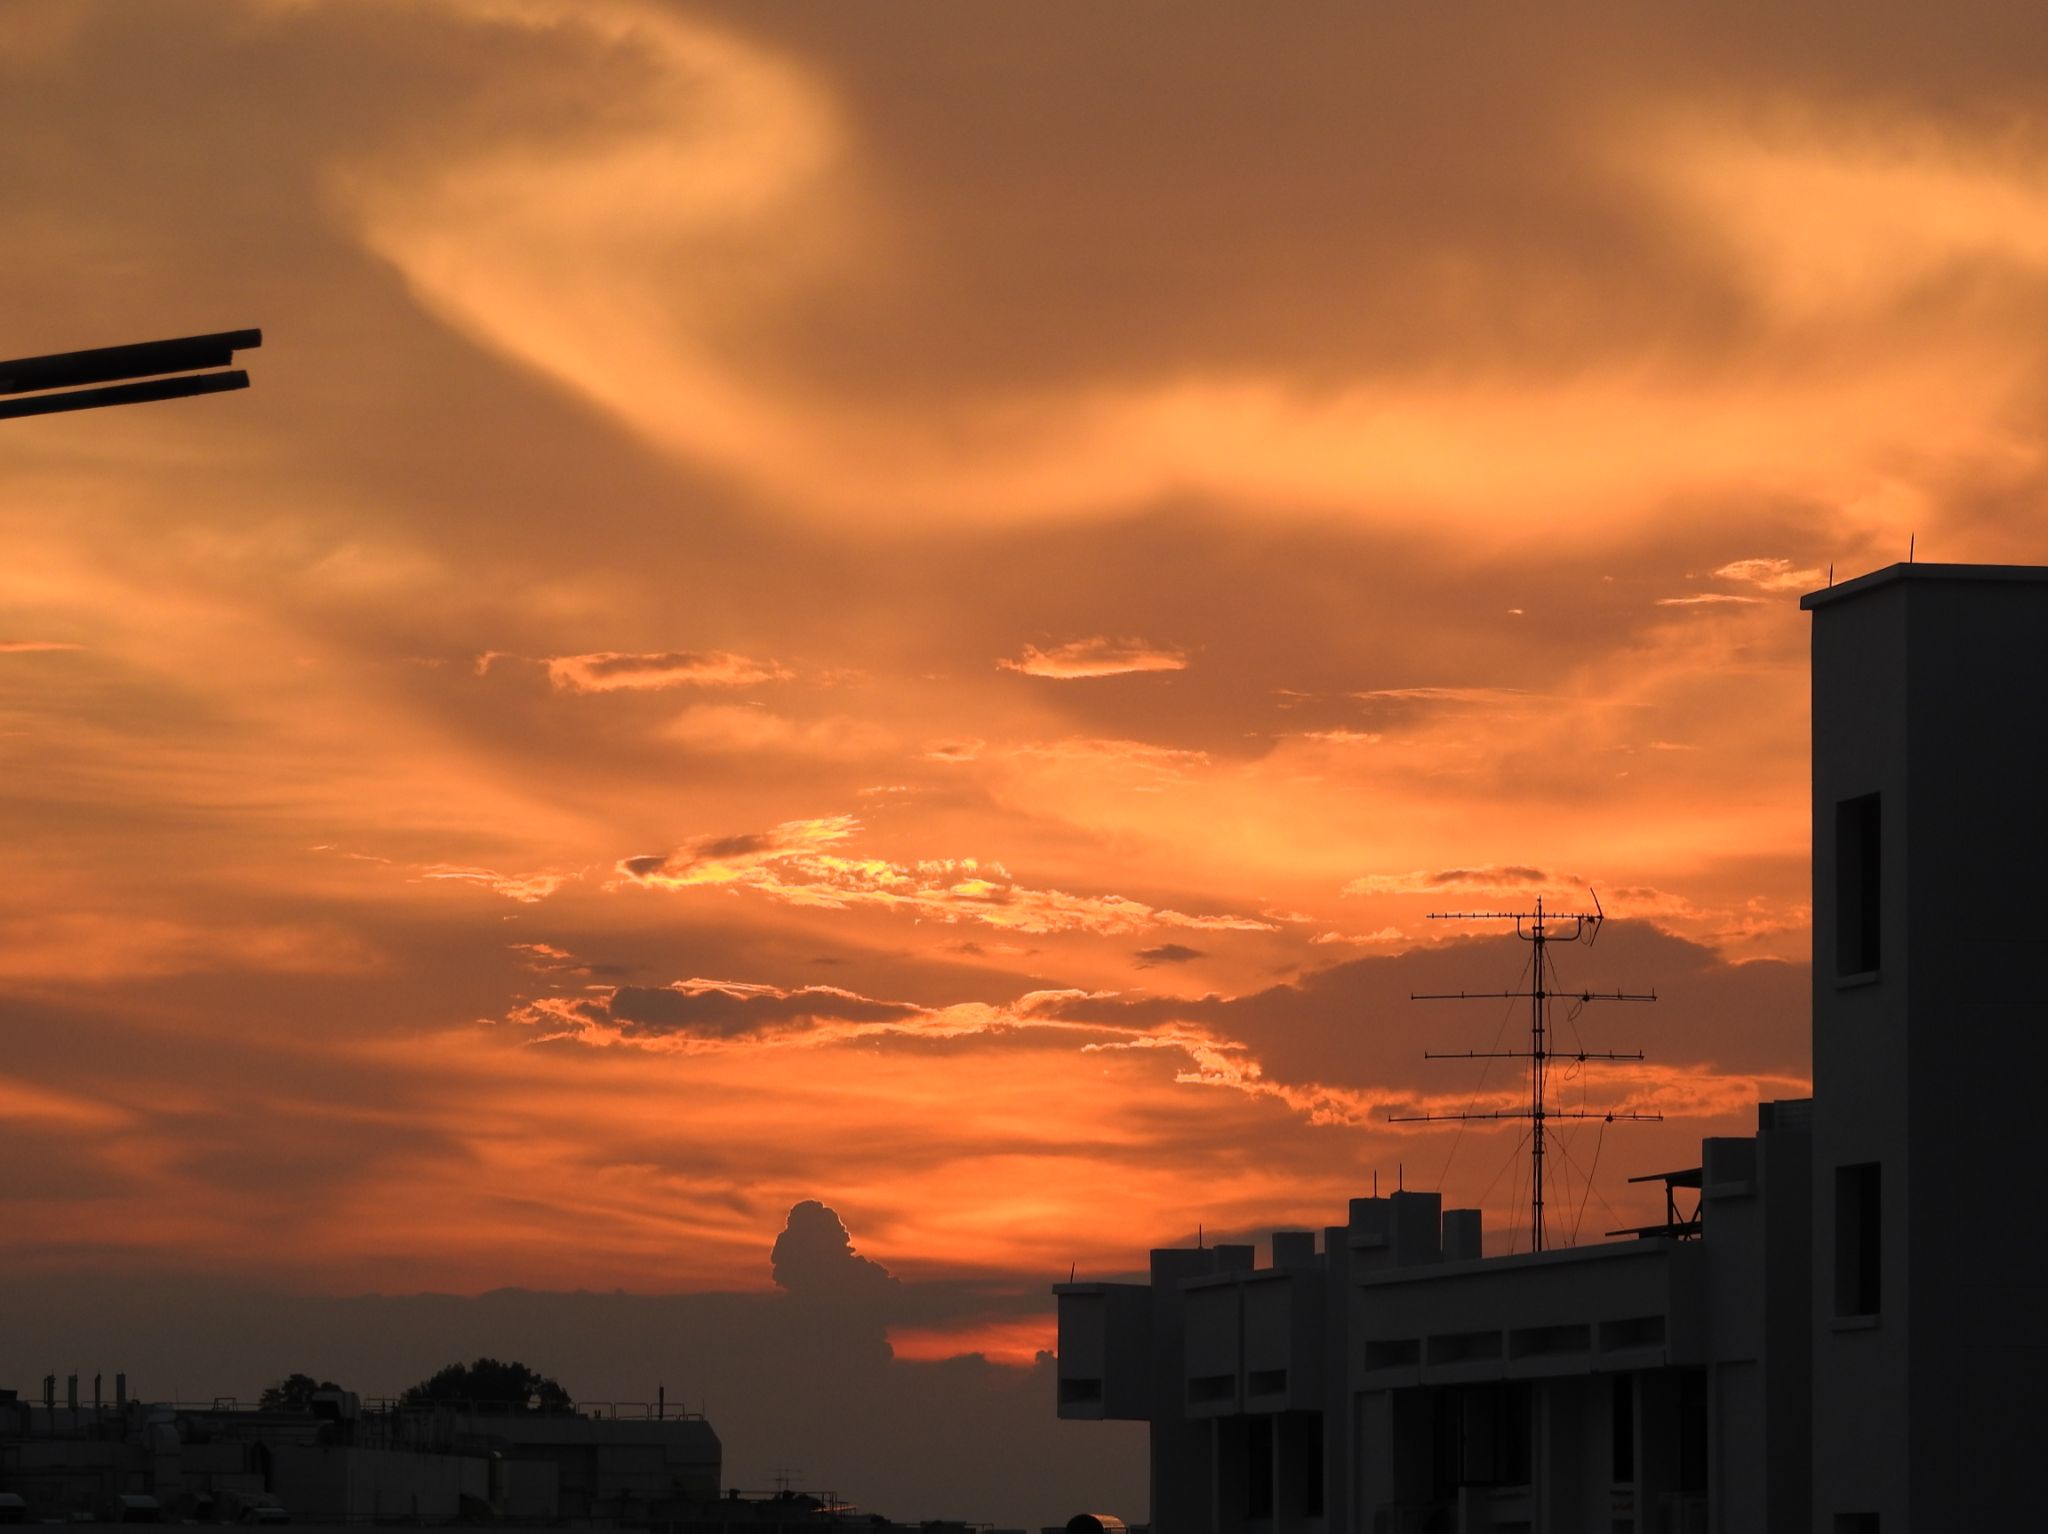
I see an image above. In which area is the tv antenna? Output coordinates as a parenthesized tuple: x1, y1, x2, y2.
(1390, 891, 1659, 1252)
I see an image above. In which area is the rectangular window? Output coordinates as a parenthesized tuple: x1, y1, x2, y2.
(1835, 1162, 1882, 1316)
(1246, 1419, 1274, 1519)
(1677, 1369, 1708, 1492)
(1455, 1383, 1532, 1486)
(1303, 1413, 1324, 1517)
(1611, 1374, 1634, 1484)
(1836, 794, 1882, 974)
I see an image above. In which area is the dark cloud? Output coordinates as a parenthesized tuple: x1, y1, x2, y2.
(771, 1200, 901, 1305)
(1135, 943, 1205, 966)
(1044, 921, 1810, 1091)
(689, 833, 777, 861)
(1432, 866, 1548, 886)
(604, 983, 922, 1040)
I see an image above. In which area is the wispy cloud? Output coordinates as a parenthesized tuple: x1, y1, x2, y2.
(1714, 557, 1824, 592)
(1350, 686, 1529, 704)
(1656, 593, 1763, 607)
(477, 650, 791, 692)
(0, 640, 83, 654)
(998, 637, 1188, 680)
(1343, 865, 1570, 898)
(0, 913, 378, 982)
(661, 704, 891, 757)
(416, 864, 574, 903)
(616, 817, 1275, 936)
(511, 972, 1373, 1127)
(1309, 927, 1407, 947)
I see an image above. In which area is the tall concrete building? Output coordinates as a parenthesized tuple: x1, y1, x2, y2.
(1804, 564, 2048, 1532)
(1056, 564, 2048, 1533)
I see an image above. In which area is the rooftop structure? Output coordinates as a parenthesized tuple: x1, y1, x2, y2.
(1056, 563, 2048, 1533)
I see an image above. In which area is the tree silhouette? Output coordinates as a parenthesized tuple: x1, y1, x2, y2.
(399, 1358, 571, 1412)
(258, 1373, 339, 1409)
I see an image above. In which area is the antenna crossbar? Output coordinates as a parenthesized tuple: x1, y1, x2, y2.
(1412, 989, 1656, 1002)
(1426, 909, 1603, 922)
(1423, 1049, 1644, 1061)
(1391, 1108, 1664, 1124)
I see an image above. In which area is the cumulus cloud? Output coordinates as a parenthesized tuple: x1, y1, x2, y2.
(771, 1200, 901, 1304)
(997, 637, 1188, 680)
(615, 817, 1275, 937)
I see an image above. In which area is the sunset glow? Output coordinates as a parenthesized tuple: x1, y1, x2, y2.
(5, 13, 2047, 1505)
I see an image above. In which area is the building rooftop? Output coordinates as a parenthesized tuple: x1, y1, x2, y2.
(1800, 559, 2048, 610)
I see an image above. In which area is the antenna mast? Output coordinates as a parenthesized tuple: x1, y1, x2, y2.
(1391, 892, 1659, 1252)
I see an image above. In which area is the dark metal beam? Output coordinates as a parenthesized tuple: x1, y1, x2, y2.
(0, 370, 250, 421)
(0, 329, 262, 397)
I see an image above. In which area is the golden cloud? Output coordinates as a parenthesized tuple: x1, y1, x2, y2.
(613, 815, 1274, 937)
(997, 637, 1189, 680)
(476, 650, 791, 692)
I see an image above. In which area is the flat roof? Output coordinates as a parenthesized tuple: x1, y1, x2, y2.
(1358, 1232, 1673, 1287)
(1801, 561, 2048, 611)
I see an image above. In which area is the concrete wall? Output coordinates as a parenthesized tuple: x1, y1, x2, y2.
(270, 1445, 486, 1523)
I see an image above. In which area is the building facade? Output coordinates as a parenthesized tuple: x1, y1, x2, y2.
(1057, 564, 2048, 1533)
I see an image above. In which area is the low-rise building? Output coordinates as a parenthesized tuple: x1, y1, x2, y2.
(0, 1387, 716, 1525)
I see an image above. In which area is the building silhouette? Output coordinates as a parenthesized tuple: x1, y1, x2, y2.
(0, 1386, 719, 1524)
(1057, 563, 2048, 1532)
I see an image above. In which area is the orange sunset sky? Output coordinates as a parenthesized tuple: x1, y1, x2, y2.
(5, 0, 2048, 1415)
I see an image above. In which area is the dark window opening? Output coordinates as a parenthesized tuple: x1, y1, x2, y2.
(1302, 1413, 1324, 1517)
(1365, 1338, 1420, 1370)
(1454, 1382, 1532, 1486)
(1836, 793, 1881, 974)
(1246, 1420, 1274, 1519)
(1835, 1162, 1882, 1316)
(1677, 1369, 1708, 1492)
(1611, 1374, 1635, 1484)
